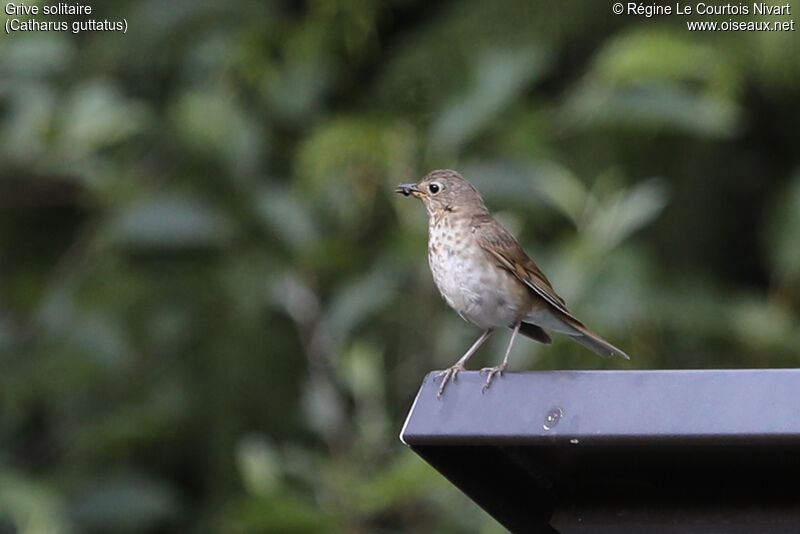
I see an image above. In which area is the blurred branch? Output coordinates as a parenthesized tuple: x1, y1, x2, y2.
(273, 273, 348, 449)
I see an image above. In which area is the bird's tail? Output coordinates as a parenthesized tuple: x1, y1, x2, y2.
(524, 307, 630, 360)
(567, 322, 630, 360)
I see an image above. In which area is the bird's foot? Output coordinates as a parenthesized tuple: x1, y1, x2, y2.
(480, 362, 507, 392)
(435, 364, 465, 397)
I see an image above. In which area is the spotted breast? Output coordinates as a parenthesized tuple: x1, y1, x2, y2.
(427, 211, 530, 330)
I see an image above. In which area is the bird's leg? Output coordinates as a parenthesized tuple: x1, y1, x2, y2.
(481, 321, 521, 392)
(436, 329, 494, 396)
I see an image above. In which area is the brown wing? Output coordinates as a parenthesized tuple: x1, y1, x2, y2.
(473, 213, 630, 360)
(471, 213, 581, 323)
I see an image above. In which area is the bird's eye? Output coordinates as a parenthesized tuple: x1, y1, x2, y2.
(428, 183, 440, 194)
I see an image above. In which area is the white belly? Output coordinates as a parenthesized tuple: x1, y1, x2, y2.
(427, 216, 523, 329)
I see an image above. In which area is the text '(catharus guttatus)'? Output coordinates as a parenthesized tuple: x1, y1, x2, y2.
(396, 169, 629, 396)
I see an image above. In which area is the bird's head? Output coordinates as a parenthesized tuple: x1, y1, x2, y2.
(395, 169, 485, 217)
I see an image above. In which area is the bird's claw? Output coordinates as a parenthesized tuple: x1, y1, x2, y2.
(435, 364, 465, 397)
(480, 363, 507, 392)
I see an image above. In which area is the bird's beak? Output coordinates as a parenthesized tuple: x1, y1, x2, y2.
(395, 183, 424, 198)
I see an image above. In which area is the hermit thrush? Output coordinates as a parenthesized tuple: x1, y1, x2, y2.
(396, 169, 629, 396)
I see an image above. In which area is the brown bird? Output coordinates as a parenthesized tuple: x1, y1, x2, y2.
(396, 169, 629, 395)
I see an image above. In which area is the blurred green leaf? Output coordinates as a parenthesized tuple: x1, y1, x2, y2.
(73, 382, 189, 459)
(741, 29, 800, 93)
(261, 58, 332, 125)
(583, 177, 669, 251)
(71, 474, 179, 532)
(527, 162, 593, 224)
(255, 186, 319, 254)
(0, 472, 65, 534)
(326, 267, 399, 347)
(562, 82, 741, 137)
(295, 117, 415, 186)
(226, 493, 336, 534)
(462, 160, 590, 223)
(349, 450, 443, 515)
(172, 90, 265, 174)
(591, 28, 738, 94)
(340, 341, 390, 450)
(301, 373, 346, 442)
(58, 80, 149, 157)
(729, 295, 797, 353)
(431, 46, 550, 151)
(105, 194, 234, 249)
(340, 341, 383, 400)
(767, 173, 800, 284)
(236, 434, 282, 496)
(69, 312, 133, 368)
(0, 82, 57, 162)
(561, 28, 742, 136)
(0, 34, 75, 77)
(295, 116, 416, 228)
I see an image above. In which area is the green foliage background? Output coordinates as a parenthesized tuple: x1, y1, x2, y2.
(1, 1, 799, 532)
